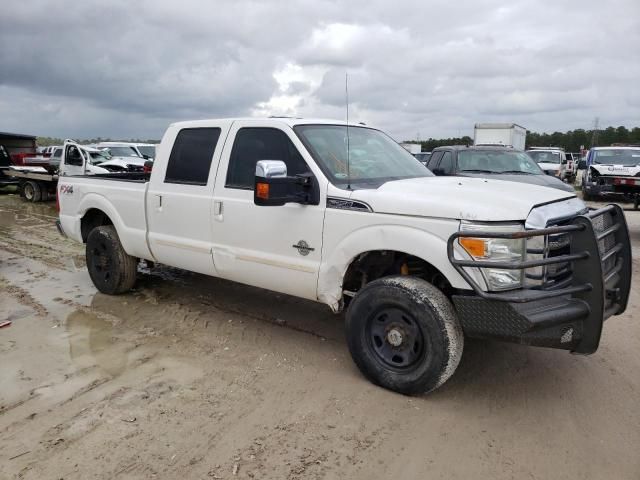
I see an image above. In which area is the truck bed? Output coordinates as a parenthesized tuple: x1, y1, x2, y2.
(58, 174, 152, 260)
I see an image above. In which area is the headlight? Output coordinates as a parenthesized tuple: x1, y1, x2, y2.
(458, 222, 525, 291)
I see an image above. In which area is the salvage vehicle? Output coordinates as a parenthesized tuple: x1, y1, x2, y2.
(426, 145, 574, 193)
(57, 118, 632, 395)
(580, 146, 640, 208)
(97, 142, 156, 160)
(9, 142, 135, 202)
(526, 147, 570, 181)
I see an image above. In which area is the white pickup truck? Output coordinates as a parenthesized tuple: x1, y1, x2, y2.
(57, 118, 632, 395)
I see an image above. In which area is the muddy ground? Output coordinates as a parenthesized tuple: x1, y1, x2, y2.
(1, 192, 639, 480)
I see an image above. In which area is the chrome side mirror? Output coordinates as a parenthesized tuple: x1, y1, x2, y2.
(256, 160, 287, 178)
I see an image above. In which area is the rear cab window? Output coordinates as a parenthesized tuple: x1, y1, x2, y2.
(165, 128, 221, 185)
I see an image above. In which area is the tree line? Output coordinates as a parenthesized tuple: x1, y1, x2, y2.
(36, 136, 159, 146)
(37, 125, 640, 152)
(405, 125, 640, 152)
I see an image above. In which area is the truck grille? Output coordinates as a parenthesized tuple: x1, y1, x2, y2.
(448, 203, 631, 353)
(524, 207, 625, 313)
(525, 227, 573, 290)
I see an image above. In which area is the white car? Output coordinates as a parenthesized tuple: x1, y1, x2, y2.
(57, 118, 631, 395)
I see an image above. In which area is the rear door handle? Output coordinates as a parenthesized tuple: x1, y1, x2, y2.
(214, 200, 223, 220)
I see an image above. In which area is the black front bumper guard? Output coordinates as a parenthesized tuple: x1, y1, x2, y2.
(447, 205, 632, 354)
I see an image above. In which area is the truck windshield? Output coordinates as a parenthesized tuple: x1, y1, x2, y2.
(87, 150, 111, 164)
(295, 125, 431, 188)
(459, 150, 543, 174)
(137, 145, 155, 158)
(527, 151, 561, 164)
(592, 149, 640, 166)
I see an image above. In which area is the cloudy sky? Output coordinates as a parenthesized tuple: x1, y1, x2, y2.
(1, 0, 639, 141)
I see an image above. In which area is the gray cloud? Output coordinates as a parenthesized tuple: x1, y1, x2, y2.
(1, 0, 638, 141)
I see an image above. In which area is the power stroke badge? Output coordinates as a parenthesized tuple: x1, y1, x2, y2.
(292, 240, 314, 256)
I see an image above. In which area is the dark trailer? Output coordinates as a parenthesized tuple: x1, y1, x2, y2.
(0, 132, 37, 187)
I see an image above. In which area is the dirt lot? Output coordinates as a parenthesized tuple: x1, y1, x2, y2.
(1, 193, 639, 480)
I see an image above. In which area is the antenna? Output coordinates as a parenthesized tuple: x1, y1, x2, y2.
(345, 72, 351, 190)
(591, 117, 599, 147)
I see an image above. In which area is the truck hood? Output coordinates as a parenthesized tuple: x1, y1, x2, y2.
(590, 164, 640, 177)
(537, 162, 561, 171)
(350, 176, 576, 222)
(459, 172, 575, 193)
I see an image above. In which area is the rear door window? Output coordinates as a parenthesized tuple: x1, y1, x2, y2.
(165, 128, 221, 185)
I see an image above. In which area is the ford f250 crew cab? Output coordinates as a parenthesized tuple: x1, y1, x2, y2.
(57, 118, 632, 395)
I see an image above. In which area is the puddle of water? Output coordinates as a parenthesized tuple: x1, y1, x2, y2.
(66, 309, 129, 378)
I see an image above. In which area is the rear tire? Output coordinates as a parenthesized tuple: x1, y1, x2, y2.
(23, 180, 42, 202)
(86, 225, 137, 294)
(345, 276, 464, 395)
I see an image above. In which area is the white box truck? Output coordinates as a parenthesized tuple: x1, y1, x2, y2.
(474, 123, 527, 150)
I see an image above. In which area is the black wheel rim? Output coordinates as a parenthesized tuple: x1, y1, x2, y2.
(366, 307, 425, 371)
(91, 241, 113, 284)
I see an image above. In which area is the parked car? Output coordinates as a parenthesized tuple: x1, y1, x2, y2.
(57, 117, 631, 395)
(565, 152, 582, 182)
(526, 148, 569, 181)
(580, 146, 640, 206)
(97, 142, 156, 159)
(425, 145, 574, 192)
(39, 145, 60, 157)
(413, 152, 431, 165)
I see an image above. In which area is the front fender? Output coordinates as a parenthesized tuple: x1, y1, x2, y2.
(317, 223, 483, 311)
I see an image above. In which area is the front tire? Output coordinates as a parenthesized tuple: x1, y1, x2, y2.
(86, 225, 138, 294)
(345, 276, 464, 395)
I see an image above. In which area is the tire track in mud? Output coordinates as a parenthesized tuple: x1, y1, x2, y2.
(0, 277, 48, 317)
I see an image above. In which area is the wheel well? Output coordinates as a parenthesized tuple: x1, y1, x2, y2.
(342, 250, 452, 299)
(81, 209, 113, 242)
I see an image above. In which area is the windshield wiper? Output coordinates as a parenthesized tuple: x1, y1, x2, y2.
(500, 170, 534, 175)
(459, 169, 495, 173)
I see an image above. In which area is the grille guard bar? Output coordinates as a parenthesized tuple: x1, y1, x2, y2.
(447, 204, 632, 354)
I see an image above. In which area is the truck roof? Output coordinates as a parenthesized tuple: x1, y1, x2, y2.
(432, 145, 514, 151)
(590, 145, 640, 150)
(474, 123, 527, 130)
(169, 117, 369, 130)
